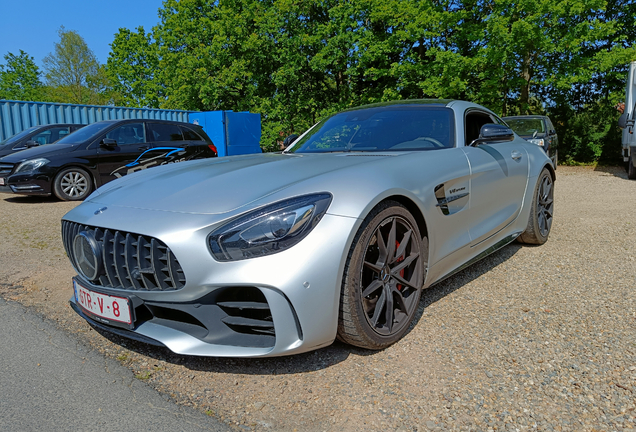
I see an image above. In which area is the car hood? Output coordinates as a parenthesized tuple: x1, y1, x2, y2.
(88, 152, 394, 214)
(0, 143, 78, 163)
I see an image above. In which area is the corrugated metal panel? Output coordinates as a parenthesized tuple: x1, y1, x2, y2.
(0, 100, 195, 141)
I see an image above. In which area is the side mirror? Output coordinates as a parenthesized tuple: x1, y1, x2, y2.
(282, 134, 299, 148)
(470, 124, 515, 146)
(25, 140, 39, 148)
(100, 138, 117, 148)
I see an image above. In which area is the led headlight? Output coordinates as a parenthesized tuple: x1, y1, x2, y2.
(208, 193, 332, 261)
(14, 158, 50, 173)
(528, 138, 544, 147)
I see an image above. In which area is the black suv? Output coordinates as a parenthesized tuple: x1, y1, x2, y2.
(502, 115, 559, 167)
(0, 119, 217, 200)
(0, 124, 86, 158)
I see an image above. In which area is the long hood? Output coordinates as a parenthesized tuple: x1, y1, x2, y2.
(0, 143, 78, 163)
(88, 152, 395, 214)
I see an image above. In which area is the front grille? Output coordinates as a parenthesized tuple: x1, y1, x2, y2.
(62, 221, 186, 291)
(0, 163, 14, 176)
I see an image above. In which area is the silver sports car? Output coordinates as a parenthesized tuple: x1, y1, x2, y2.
(61, 100, 554, 357)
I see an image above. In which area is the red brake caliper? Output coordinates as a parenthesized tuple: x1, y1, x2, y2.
(395, 241, 405, 290)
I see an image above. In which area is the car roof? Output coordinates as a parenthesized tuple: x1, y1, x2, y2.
(340, 99, 454, 112)
(502, 115, 549, 120)
(91, 119, 199, 126)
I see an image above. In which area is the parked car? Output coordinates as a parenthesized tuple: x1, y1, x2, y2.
(503, 115, 558, 167)
(619, 61, 636, 179)
(0, 123, 86, 158)
(61, 99, 555, 357)
(0, 119, 217, 201)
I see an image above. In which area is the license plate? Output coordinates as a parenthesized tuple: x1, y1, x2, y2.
(0, 178, 4, 186)
(74, 280, 132, 326)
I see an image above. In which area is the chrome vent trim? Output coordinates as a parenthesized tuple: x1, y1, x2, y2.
(62, 220, 186, 291)
(0, 163, 14, 176)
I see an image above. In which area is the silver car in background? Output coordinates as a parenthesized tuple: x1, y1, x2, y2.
(61, 100, 555, 357)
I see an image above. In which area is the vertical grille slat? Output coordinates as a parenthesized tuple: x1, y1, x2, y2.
(61, 221, 185, 292)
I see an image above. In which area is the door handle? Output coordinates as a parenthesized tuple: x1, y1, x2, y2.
(511, 150, 523, 160)
(138, 146, 150, 151)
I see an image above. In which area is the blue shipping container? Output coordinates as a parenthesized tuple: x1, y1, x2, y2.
(0, 100, 263, 155)
(0, 99, 192, 142)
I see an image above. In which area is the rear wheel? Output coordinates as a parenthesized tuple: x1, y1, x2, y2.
(628, 154, 636, 180)
(53, 167, 93, 201)
(517, 168, 554, 245)
(337, 202, 426, 349)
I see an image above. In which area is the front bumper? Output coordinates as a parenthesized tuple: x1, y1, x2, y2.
(63, 205, 359, 357)
(4, 172, 52, 196)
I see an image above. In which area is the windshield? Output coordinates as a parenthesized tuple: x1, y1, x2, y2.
(56, 121, 112, 144)
(0, 126, 39, 146)
(505, 118, 545, 136)
(288, 106, 455, 153)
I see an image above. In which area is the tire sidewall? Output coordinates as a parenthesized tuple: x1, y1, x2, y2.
(53, 167, 93, 201)
(341, 203, 425, 348)
(529, 169, 553, 244)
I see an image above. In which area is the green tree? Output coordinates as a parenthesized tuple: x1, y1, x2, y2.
(0, 50, 44, 101)
(43, 27, 111, 104)
(107, 27, 163, 108)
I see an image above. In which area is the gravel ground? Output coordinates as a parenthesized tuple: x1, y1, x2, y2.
(0, 166, 635, 432)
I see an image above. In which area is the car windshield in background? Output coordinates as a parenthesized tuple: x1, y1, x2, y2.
(506, 118, 545, 136)
(56, 122, 112, 144)
(288, 106, 455, 153)
(0, 126, 39, 146)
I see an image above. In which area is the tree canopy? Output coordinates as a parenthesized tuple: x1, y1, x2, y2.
(96, 0, 636, 159)
(0, 50, 44, 102)
(43, 27, 113, 105)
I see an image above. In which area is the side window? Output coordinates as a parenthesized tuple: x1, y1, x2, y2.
(148, 123, 184, 142)
(181, 126, 204, 141)
(56, 127, 72, 141)
(18, 127, 70, 148)
(105, 123, 146, 146)
(464, 111, 493, 146)
(546, 119, 555, 133)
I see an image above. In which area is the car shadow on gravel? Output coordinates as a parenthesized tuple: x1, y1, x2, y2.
(593, 165, 628, 179)
(3, 195, 59, 204)
(92, 243, 523, 375)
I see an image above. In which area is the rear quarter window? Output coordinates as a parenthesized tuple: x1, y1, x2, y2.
(148, 123, 184, 142)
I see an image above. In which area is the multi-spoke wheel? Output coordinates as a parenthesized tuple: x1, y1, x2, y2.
(338, 202, 427, 349)
(53, 167, 93, 201)
(518, 167, 554, 245)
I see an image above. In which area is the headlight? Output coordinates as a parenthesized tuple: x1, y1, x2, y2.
(208, 193, 332, 261)
(528, 138, 545, 147)
(14, 158, 50, 174)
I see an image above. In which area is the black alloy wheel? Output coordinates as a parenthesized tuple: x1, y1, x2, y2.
(338, 202, 426, 349)
(53, 167, 93, 201)
(518, 168, 554, 244)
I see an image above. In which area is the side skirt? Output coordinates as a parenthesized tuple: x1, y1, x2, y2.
(428, 231, 521, 288)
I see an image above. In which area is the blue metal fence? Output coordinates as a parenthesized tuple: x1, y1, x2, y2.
(0, 100, 194, 141)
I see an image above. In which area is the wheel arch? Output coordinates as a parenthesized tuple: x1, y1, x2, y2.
(543, 162, 556, 182)
(380, 194, 429, 240)
(55, 164, 97, 189)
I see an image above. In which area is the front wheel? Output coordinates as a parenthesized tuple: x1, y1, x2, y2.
(337, 202, 427, 349)
(517, 168, 554, 245)
(53, 167, 93, 201)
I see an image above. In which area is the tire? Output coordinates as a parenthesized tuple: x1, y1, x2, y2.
(337, 201, 427, 349)
(53, 167, 93, 201)
(628, 154, 636, 180)
(517, 168, 554, 245)
(552, 149, 558, 170)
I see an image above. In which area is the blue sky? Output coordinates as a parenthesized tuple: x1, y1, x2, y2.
(0, 0, 164, 67)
